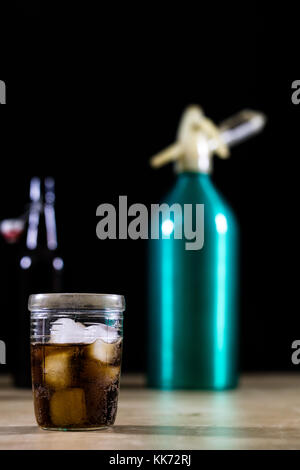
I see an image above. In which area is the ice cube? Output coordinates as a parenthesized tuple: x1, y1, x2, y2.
(84, 323, 119, 344)
(81, 358, 121, 388)
(101, 364, 121, 385)
(44, 350, 72, 389)
(50, 318, 120, 345)
(87, 337, 122, 364)
(50, 388, 86, 427)
(50, 318, 86, 344)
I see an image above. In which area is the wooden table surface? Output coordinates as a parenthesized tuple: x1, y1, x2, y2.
(1, 374, 300, 450)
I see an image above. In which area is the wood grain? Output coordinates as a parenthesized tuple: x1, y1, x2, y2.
(1, 374, 300, 450)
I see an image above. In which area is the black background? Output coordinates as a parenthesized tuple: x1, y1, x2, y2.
(0, 2, 296, 374)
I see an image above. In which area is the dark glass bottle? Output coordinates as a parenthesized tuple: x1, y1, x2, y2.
(14, 177, 64, 387)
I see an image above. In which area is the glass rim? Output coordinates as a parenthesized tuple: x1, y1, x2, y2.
(28, 293, 126, 312)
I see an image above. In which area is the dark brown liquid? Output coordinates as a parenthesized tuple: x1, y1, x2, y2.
(31, 340, 122, 429)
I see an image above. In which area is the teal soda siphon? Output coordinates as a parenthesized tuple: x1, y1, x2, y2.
(148, 106, 266, 390)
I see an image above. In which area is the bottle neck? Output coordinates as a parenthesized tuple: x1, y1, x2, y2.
(175, 157, 212, 174)
(25, 178, 58, 251)
(177, 171, 211, 181)
(44, 203, 57, 250)
(175, 136, 213, 174)
(26, 201, 41, 250)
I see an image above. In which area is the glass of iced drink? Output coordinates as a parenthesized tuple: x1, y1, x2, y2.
(29, 293, 125, 431)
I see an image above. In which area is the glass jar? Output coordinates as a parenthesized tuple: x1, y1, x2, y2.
(29, 293, 125, 431)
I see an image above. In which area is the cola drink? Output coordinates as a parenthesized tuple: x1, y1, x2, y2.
(31, 338, 122, 430)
